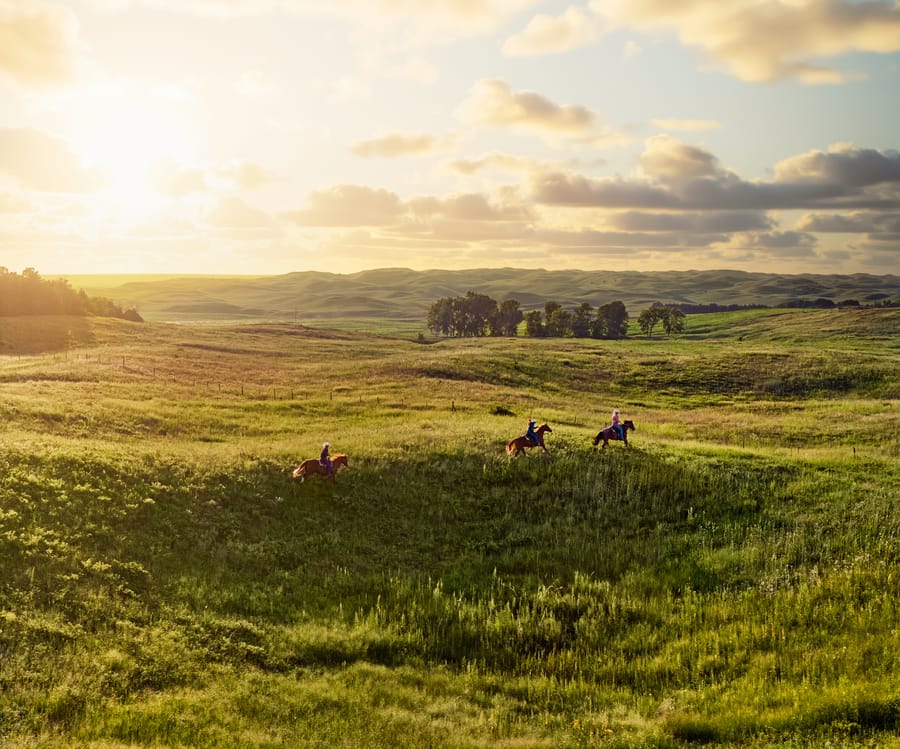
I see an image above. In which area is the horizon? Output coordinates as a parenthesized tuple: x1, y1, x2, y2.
(41, 265, 900, 285)
(2, 1, 899, 277)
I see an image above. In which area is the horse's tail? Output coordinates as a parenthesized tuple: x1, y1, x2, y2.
(506, 439, 517, 454)
(291, 462, 307, 480)
(591, 433, 601, 446)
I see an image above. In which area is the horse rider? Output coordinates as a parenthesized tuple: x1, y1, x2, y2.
(320, 442, 332, 476)
(524, 418, 539, 446)
(611, 408, 625, 441)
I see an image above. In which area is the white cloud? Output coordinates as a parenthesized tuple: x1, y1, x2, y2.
(0, 127, 102, 192)
(591, 0, 900, 84)
(457, 79, 595, 135)
(0, 0, 81, 87)
(352, 132, 453, 158)
(503, 6, 602, 57)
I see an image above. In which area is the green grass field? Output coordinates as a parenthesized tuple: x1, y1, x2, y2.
(1, 309, 898, 748)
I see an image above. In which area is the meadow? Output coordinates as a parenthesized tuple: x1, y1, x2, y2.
(1, 308, 898, 748)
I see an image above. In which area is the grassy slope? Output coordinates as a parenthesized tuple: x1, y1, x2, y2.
(58, 268, 900, 323)
(0, 309, 899, 748)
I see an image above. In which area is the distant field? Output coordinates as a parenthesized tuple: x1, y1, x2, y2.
(53, 268, 900, 324)
(53, 273, 263, 289)
(0, 308, 898, 748)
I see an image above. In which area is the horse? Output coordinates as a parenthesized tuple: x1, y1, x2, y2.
(592, 420, 635, 449)
(506, 423, 552, 457)
(292, 453, 348, 482)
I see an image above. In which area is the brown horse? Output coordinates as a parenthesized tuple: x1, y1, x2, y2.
(292, 453, 348, 482)
(506, 423, 552, 457)
(592, 420, 635, 449)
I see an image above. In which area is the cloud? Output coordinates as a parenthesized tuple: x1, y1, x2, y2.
(285, 184, 406, 227)
(533, 137, 900, 212)
(773, 143, 900, 186)
(592, 0, 900, 84)
(216, 161, 276, 189)
(531, 171, 674, 208)
(147, 159, 275, 197)
(446, 151, 548, 176)
(0, 128, 102, 192)
(722, 230, 818, 257)
(503, 6, 602, 56)
(0, 192, 33, 213)
(0, 0, 81, 86)
(352, 131, 449, 158)
(287, 184, 533, 230)
(457, 79, 596, 135)
(407, 193, 533, 222)
(609, 210, 773, 233)
(207, 196, 277, 230)
(534, 227, 724, 250)
(797, 211, 900, 234)
(102, 0, 541, 39)
(639, 135, 725, 181)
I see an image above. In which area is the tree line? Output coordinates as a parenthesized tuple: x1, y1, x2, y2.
(426, 293, 635, 339)
(0, 268, 143, 321)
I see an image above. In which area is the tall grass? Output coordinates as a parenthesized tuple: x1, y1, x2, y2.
(0, 312, 898, 747)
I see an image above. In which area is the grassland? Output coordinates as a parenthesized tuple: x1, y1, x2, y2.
(60, 268, 900, 323)
(1, 308, 898, 748)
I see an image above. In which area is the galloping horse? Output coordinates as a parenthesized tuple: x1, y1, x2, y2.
(292, 453, 348, 482)
(506, 423, 552, 457)
(592, 420, 635, 449)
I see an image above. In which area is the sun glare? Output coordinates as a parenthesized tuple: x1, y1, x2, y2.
(73, 89, 194, 223)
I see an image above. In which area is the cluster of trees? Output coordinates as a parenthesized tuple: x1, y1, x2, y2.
(0, 268, 143, 321)
(426, 293, 631, 339)
(673, 298, 899, 312)
(523, 300, 629, 339)
(637, 304, 686, 337)
(426, 292, 523, 336)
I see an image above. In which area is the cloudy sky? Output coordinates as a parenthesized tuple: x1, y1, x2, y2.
(2, 0, 900, 276)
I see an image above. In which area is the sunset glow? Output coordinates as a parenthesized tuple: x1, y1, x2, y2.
(1, 0, 899, 275)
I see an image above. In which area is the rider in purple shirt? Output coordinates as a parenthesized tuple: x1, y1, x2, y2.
(320, 442, 332, 476)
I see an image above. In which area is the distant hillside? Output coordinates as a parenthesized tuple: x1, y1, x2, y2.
(63, 268, 900, 323)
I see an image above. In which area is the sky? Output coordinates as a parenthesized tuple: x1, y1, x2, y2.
(1, 0, 900, 277)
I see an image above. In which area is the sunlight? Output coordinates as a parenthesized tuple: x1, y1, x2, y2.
(72, 88, 194, 224)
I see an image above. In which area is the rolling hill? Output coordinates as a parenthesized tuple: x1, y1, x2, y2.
(62, 267, 900, 323)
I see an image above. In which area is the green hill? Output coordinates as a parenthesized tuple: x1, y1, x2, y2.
(1, 311, 898, 747)
(61, 268, 900, 323)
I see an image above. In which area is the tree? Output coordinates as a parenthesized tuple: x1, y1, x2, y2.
(425, 292, 499, 337)
(542, 301, 562, 337)
(492, 299, 523, 336)
(426, 297, 454, 336)
(460, 291, 497, 336)
(597, 301, 629, 339)
(571, 302, 593, 337)
(0, 268, 142, 320)
(660, 306, 686, 337)
(547, 306, 573, 337)
(524, 310, 544, 337)
(638, 307, 662, 337)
